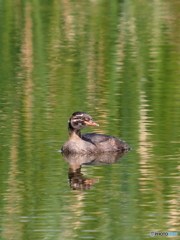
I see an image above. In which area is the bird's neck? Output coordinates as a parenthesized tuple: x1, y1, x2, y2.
(68, 122, 82, 138)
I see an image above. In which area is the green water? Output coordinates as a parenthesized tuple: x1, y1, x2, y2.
(0, 0, 180, 239)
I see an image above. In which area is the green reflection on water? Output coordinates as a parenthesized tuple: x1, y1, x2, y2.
(0, 0, 180, 239)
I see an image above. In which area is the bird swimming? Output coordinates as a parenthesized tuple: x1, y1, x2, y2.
(61, 111, 130, 154)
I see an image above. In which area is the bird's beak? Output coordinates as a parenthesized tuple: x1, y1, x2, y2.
(84, 120, 99, 126)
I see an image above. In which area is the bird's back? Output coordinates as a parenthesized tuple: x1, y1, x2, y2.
(82, 133, 130, 152)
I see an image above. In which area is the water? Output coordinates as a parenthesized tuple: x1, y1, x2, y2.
(0, 0, 180, 239)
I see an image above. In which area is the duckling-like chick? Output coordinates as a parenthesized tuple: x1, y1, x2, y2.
(61, 111, 130, 154)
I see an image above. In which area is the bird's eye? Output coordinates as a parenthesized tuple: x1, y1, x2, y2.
(73, 117, 79, 120)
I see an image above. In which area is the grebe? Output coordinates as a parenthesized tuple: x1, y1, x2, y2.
(61, 111, 130, 154)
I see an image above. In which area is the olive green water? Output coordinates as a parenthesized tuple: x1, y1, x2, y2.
(0, 1, 180, 239)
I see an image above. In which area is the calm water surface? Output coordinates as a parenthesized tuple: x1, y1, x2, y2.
(0, 1, 180, 239)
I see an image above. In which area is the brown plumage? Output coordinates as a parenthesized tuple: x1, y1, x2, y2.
(61, 111, 130, 154)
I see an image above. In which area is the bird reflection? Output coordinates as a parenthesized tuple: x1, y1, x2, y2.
(62, 150, 129, 190)
(68, 166, 98, 190)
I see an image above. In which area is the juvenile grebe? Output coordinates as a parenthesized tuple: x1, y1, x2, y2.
(61, 111, 130, 154)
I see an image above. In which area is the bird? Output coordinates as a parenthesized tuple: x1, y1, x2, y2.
(61, 111, 130, 154)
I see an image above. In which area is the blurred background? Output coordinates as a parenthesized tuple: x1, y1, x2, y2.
(0, 0, 180, 239)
